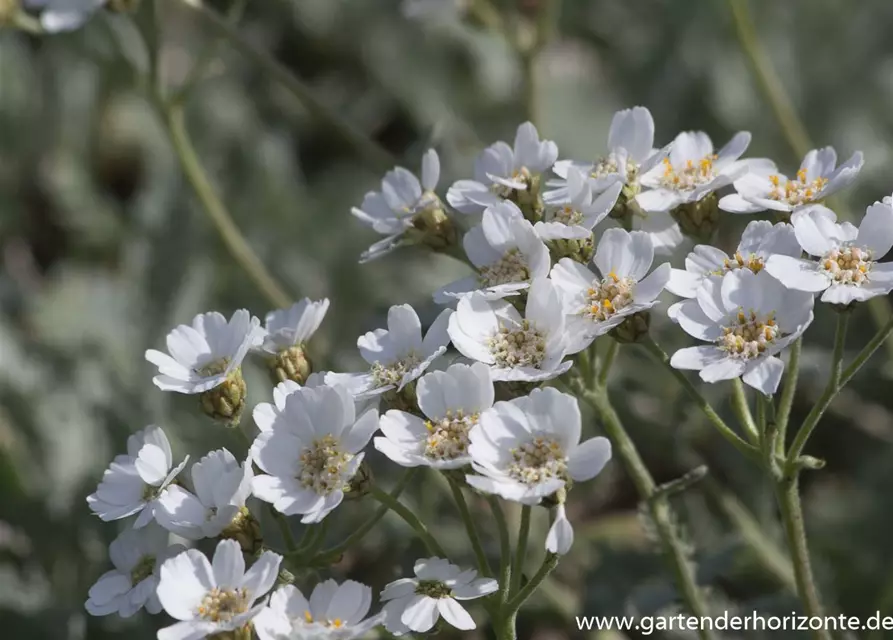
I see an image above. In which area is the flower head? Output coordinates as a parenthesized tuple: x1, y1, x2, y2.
(257, 299, 329, 384)
(375, 362, 494, 469)
(671, 269, 814, 395)
(87, 425, 188, 528)
(85, 525, 183, 618)
(254, 580, 380, 640)
(381, 557, 497, 634)
(156, 539, 281, 640)
(534, 167, 622, 242)
(465, 387, 611, 554)
(250, 384, 379, 523)
(550, 228, 670, 352)
(720, 147, 863, 214)
(447, 278, 571, 382)
(765, 202, 893, 305)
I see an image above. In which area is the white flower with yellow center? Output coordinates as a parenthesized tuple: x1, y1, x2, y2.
(156, 539, 281, 640)
(534, 167, 623, 241)
(446, 122, 558, 214)
(464, 387, 612, 554)
(155, 448, 253, 541)
(550, 228, 670, 353)
(720, 147, 863, 214)
(666, 220, 800, 318)
(671, 269, 814, 395)
(375, 362, 494, 469)
(766, 202, 893, 305)
(434, 201, 550, 302)
(325, 305, 452, 398)
(257, 298, 329, 357)
(636, 130, 755, 212)
(254, 580, 381, 640)
(250, 384, 379, 523)
(145, 309, 263, 395)
(87, 425, 188, 528)
(381, 557, 497, 634)
(447, 278, 571, 382)
(85, 525, 184, 618)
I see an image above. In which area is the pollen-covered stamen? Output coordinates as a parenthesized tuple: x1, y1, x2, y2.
(130, 555, 155, 585)
(508, 436, 568, 485)
(371, 354, 421, 388)
(478, 248, 531, 287)
(583, 271, 635, 322)
(424, 409, 478, 461)
(590, 154, 638, 184)
(711, 251, 764, 275)
(659, 155, 717, 191)
(302, 611, 345, 628)
(718, 309, 780, 360)
(298, 434, 354, 496)
(491, 167, 532, 197)
(768, 169, 829, 206)
(820, 245, 872, 286)
(551, 204, 584, 226)
(196, 587, 249, 623)
(486, 320, 546, 369)
(415, 580, 453, 599)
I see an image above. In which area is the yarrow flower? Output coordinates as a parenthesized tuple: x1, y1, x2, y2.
(250, 384, 379, 523)
(534, 167, 622, 242)
(670, 269, 814, 395)
(720, 147, 864, 214)
(254, 580, 381, 640)
(375, 362, 494, 469)
(765, 202, 893, 305)
(434, 201, 550, 302)
(156, 539, 281, 640)
(381, 557, 497, 634)
(87, 425, 188, 528)
(550, 228, 670, 352)
(465, 387, 612, 554)
(447, 122, 557, 216)
(155, 448, 254, 542)
(447, 278, 572, 382)
(85, 525, 183, 618)
(326, 305, 452, 398)
(257, 299, 329, 384)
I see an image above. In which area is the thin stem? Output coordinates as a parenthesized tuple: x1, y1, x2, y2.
(504, 553, 559, 613)
(271, 507, 298, 554)
(755, 392, 767, 436)
(839, 314, 893, 388)
(370, 486, 447, 558)
(641, 337, 759, 460)
(597, 339, 619, 387)
(785, 312, 850, 472)
(776, 337, 801, 453)
(487, 495, 512, 609)
(731, 378, 759, 444)
(448, 478, 492, 577)
(175, 0, 395, 171)
(159, 104, 292, 309)
(511, 506, 531, 595)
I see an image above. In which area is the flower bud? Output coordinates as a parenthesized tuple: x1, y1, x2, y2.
(609, 183, 643, 227)
(670, 192, 720, 243)
(381, 381, 420, 414)
(344, 460, 374, 500)
(220, 507, 263, 555)
(269, 345, 312, 385)
(409, 201, 458, 253)
(609, 310, 651, 344)
(199, 368, 247, 425)
(510, 173, 545, 223)
(548, 237, 594, 264)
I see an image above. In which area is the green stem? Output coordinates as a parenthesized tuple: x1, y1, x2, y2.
(776, 337, 801, 454)
(448, 479, 492, 577)
(488, 495, 512, 609)
(175, 0, 395, 171)
(731, 378, 759, 444)
(504, 553, 560, 613)
(511, 506, 531, 595)
(597, 339, 620, 387)
(839, 314, 893, 388)
(271, 507, 298, 554)
(370, 486, 447, 558)
(641, 337, 759, 460)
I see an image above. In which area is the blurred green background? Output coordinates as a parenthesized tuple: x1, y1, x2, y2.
(3, 0, 893, 638)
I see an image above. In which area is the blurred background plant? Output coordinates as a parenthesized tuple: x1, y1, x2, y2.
(2, 0, 893, 638)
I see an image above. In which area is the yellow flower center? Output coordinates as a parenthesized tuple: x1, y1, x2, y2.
(659, 155, 717, 191)
(718, 309, 780, 360)
(302, 611, 344, 628)
(590, 154, 638, 183)
(551, 204, 584, 226)
(820, 245, 872, 285)
(298, 434, 354, 496)
(478, 248, 531, 287)
(196, 587, 249, 623)
(491, 167, 532, 197)
(486, 320, 546, 369)
(584, 271, 635, 322)
(508, 436, 568, 485)
(711, 251, 764, 275)
(424, 409, 478, 461)
(371, 354, 421, 388)
(768, 169, 829, 206)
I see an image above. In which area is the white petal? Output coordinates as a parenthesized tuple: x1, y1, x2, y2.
(438, 598, 476, 630)
(670, 346, 724, 371)
(421, 149, 440, 191)
(212, 539, 245, 588)
(401, 595, 440, 633)
(858, 200, 893, 259)
(567, 436, 612, 482)
(240, 551, 282, 600)
(546, 504, 574, 555)
(742, 357, 784, 395)
(765, 255, 829, 292)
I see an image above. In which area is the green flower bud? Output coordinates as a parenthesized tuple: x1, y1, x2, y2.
(344, 460, 374, 500)
(409, 200, 458, 253)
(609, 310, 651, 344)
(220, 507, 263, 555)
(547, 237, 594, 264)
(509, 172, 545, 223)
(608, 183, 644, 229)
(269, 345, 312, 385)
(381, 380, 420, 414)
(670, 192, 720, 243)
(199, 367, 247, 425)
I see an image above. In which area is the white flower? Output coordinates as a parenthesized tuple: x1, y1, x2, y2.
(720, 147, 864, 214)
(765, 202, 893, 305)
(636, 130, 754, 212)
(381, 557, 497, 634)
(145, 310, 263, 394)
(464, 387, 612, 554)
(550, 229, 670, 352)
(446, 122, 558, 215)
(87, 425, 188, 528)
(250, 384, 379, 523)
(375, 362, 494, 469)
(352, 150, 443, 262)
(25, 0, 105, 32)
(156, 539, 281, 640)
(447, 278, 572, 382)
(325, 305, 452, 398)
(85, 525, 184, 618)
(666, 220, 800, 317)
(670, 269, 814, 395)
(254, 581, 381, 640)
(434, 201, 550, 302)
(534, 167, 623, 241)
(257, 299, 330, 355)
(154, 449, 253, 540)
